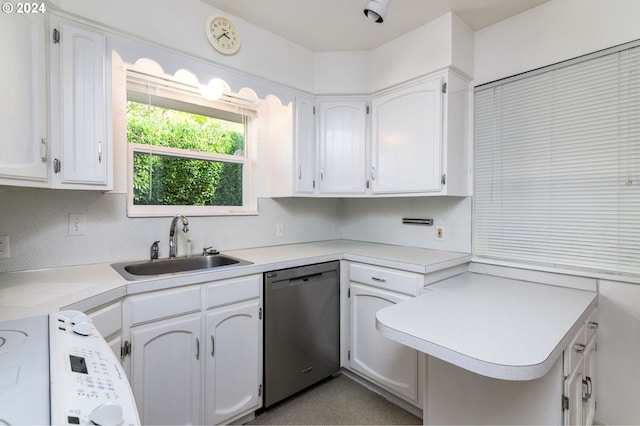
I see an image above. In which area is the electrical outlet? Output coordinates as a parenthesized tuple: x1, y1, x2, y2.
(436, 227, 444, 240)
(0, 236, 9, 259)
(276, 223, 285, 238)
(69, 214, 86, 236)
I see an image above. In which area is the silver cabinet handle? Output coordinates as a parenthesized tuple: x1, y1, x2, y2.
(40, 138, 47, 162)
(371, 165, 376, 181)
(298, 165, 302, 180)
(573, 343, 586, 354)
(371, 275, 386, 282)
(588, 321, 599, 330)
(320, 168, 324, 181)
(98, 141, 102, 164)
(211, 335, 215, 357)
(582, 376, 593, 402)
(195, 337, 200, 360)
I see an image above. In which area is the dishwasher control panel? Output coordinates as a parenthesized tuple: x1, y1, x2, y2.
(49, 310, 140, 425)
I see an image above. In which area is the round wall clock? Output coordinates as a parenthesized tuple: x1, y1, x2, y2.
(206, 16, 241, 55)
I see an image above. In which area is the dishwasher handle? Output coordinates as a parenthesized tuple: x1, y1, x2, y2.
(271, 272, 330, 290)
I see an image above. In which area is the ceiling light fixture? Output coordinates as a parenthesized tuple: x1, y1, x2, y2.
(363, 0, 390, 23)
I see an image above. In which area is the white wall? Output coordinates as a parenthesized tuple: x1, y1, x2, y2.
(0, 188, 342, 272)
(313, 12, 474, 95)
(475, 1, 640, 423)
(474, 0, 640, 85)
(49, 0, 316, 92)
(371, 12, 474, 91)
(340, 197, 471, 253)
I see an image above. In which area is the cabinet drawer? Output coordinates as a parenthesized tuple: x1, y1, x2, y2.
(563, 307, 598, 376)
(563, 323, 586, 376)
(349, 263, 421, 296)
(584, 309, 599, 342)
(206, 275, 260, 309)
(88, 301, 122, 339)
(129, 286, 201, 326)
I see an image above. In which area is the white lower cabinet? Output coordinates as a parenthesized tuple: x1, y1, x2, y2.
(87, 300, 123, 359)
(205, 299, 261, 425)
(130, 313, 202, 425)
(347, 262, 423, 407)
(125, 275, 262, 426)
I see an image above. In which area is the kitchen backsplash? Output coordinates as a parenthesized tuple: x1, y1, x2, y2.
(0, 187, 471, 272)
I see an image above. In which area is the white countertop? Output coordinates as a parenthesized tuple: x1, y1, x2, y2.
(376, 271, 598, 381)
(0, 240, 471, 321)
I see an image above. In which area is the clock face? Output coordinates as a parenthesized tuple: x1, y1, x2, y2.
(206, 16, 240, 55)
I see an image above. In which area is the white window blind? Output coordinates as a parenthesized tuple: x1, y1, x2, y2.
(474, 42, 640, 276)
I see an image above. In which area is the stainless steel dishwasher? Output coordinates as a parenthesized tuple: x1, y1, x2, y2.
(263, 261, 340, 407)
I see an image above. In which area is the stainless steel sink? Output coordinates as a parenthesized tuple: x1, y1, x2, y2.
(111, 254, 252, 280)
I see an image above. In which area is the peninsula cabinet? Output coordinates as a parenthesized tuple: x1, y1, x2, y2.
(49, 15, 112, 189)
(370, 70, 470, 195)
(563, 310, 598, 426)
(317, 99, 369, 194)
(124, 275, 262, 426)
(0, 11, 49, 187)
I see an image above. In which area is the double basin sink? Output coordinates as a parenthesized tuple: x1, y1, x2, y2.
(112, 254, 252, 281)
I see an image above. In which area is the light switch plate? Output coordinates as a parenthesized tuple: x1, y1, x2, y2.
(69, 214, 86, 236)
(0, 236, 10, 259)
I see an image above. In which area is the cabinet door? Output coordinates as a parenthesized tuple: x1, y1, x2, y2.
(51, 18, 109, 187)
(205, 299, 261, 425)
(563, 355, 585, 426)
(294, 94, 317, 194)
(582, 337, 597, 426)
(88, 300, 122, 359)
(130, 314, 201, 426)
(350, 283, 418, 404)
(318, 100, 368, 194)
(371, 78, 443, 193)
(0, 12, 48, 185)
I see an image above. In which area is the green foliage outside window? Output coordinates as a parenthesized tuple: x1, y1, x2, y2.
(127, 101, 245, 206)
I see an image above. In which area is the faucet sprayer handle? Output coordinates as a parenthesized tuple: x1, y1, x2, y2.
(202, 247, 219, 256)
(150, 240, 160, 260)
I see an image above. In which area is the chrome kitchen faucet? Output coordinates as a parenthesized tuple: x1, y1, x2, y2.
(169, 214, 189, 258)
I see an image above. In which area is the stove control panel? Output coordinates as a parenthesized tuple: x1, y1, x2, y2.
(49, 310, 140, 426)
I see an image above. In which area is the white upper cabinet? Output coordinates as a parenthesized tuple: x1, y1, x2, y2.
(294, 94, 317, 194)
(49, 16, 111, 189)
(0, 12, 49, 186)
(318, 99, 368, 194)
(371, 70, 470, 196)
(284, 68, 469, 198)
(371, 77, 443, 193)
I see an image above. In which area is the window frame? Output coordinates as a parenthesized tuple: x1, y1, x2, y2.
(125, 69, 258, 217)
